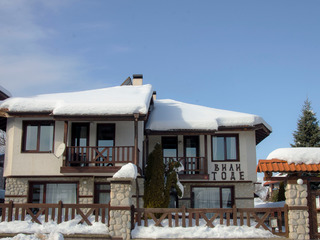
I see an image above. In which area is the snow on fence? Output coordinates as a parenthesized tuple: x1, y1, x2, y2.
(0, 201, 110, 225)
(134, 205, 289, 237)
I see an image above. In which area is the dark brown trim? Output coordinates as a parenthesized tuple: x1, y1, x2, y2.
(5, 195, 27, 198)
(146, 130, 216, 136)
(132, 195, 144, 198)
(54, 115, 147, 121)
(288, 206, 308, 210)
(204, 135, 208, 175)
(211, 134, 239, 162)
(60, 166, 121, 173)
(78, 195, 93, 198)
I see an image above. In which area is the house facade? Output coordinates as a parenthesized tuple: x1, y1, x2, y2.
(0, 75, 271, 209)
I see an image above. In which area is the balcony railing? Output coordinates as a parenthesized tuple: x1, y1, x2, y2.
(163, 157, 206, 175)
(64, 146, 135, 167)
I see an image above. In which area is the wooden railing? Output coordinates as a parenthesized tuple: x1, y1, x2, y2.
(134, 205, 289, 237)
(163, 157, 206, 174)
(0, 201, 110, 225)
(65, 146, 135, 167)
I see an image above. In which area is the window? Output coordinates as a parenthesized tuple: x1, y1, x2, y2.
(29, 182, 77, 203)
(212, 134, 239, 161)
(22, 121, 54, 152)
(162, 136, 178, 160)
(192, 186, 233, 209)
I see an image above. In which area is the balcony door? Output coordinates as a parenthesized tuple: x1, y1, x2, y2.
(71, 123, 90, 165)
(162, 136, 178, 164)
(96, 124, 115, 166)
(184, 136, 199, 174)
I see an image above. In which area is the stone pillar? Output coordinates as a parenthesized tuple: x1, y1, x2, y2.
(109, 178, 133, 240)
(285, 182, 309, 240)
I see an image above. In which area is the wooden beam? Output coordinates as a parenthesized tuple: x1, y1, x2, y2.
(134, 113, 139, 166)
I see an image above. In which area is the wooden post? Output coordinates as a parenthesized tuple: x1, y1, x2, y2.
(133, 113, 139, 166)
(204, 135, 208, 175)
(63, 121, 68, 166)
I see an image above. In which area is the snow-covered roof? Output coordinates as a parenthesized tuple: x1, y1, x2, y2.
(146, 99, 272, 132)
(267, 147, 320, 165)
(0, 84, 153, 116)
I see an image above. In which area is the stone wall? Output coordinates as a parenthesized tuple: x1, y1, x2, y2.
(285, 182, 309, 240)
(5, 178, 28, 203)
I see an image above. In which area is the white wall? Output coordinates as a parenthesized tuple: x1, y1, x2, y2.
(4, 118, 144, 177)
(147, 131, 257, 182)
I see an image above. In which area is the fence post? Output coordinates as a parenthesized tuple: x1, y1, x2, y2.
(108, 178, 133, 240)
(285, 182, 309, 240)
(57, 201, 63, 224)
(233, 205, 237, 226)
(8, 201, 13, 222)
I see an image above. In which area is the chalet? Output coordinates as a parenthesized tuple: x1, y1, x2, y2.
(0, 75, 271, 209)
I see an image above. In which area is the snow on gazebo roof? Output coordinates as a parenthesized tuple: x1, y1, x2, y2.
(146, 99, 272, 132)
(267, 148, 320, 165)
(0, 84, 153, 116)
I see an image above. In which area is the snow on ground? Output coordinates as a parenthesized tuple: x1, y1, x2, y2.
(267, 147, 320, 164)
(254, 198, 285, 208)
(0, 84, 153, 116)
(0, 212, 279, 239)
(146, 99, 271, 131)
(131, 219, 276, 239)
(0, 232, 63, 240)
(0, 216, 108, 235)
(113, 163, 137, 179)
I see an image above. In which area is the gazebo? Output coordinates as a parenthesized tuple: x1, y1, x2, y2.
(257, 148, 320, 240)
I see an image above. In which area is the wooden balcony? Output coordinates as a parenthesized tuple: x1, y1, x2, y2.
(60, 146, 135, 174)
(163, 157, 209, 179)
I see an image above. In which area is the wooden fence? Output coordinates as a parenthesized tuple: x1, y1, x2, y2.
(0, 201, 110, 225)
(1, 201, 289, 237)
(134, 205, 289, 237)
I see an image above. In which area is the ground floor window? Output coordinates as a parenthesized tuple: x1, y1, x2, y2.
(94, 183, 110, 204)
(192, 186, 234, 208)
(29, 182, 77, 203)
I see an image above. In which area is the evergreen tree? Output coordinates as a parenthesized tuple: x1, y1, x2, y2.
(291, 99, 320, 147)
(144, 143, 165, 208)
(144, 143, 183, 208)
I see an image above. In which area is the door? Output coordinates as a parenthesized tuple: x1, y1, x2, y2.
(184, 136, 199, 174)
(71, 123, 89, 165)
(309, 183, 320, 239)
(96, 124, 115, 166)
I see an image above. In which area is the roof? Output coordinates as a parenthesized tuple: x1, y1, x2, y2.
(146, 99, 271, 144)
(0, 84, 153, 116)
(0, 86, 11, 100)
(257, 159, 320, 173)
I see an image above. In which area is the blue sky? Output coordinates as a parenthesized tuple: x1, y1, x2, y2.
(1, 0, 320, 165)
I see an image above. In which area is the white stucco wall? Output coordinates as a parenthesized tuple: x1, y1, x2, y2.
(147, 131, 257, 182)
(4, 118, 144, 177)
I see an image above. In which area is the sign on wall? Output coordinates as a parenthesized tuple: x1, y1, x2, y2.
(211, 163, 245, 181)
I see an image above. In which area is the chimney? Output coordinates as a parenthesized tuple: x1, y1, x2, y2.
(152, 91, 157, 100)
(132, 74, 143, 86)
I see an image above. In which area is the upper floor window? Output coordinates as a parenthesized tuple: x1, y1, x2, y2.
(162, 136, 178, 159)
(22, 121, 54, 153)
(212, 134, 239, 161)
